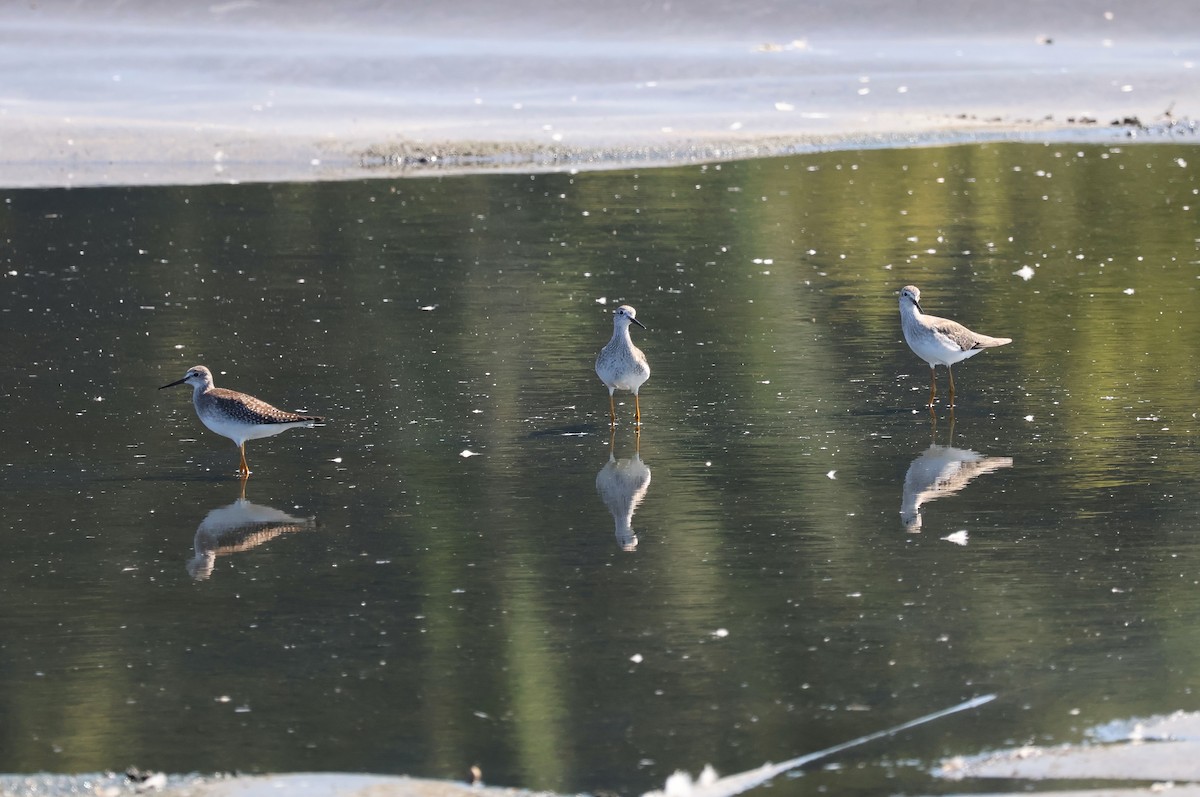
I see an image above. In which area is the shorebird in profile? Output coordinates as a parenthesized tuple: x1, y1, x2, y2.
(159, 365, 323, 476)
(898, 285, 1012, 407)
(595, 304, 651, 425)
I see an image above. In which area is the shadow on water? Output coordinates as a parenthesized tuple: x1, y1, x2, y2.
(2, 141, 1200, 795)
(899, 412, 1014, 533)
(187, 478, 318, 580)
(595, 430, 651, 551)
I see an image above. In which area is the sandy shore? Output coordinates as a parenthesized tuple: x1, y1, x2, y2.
(8, 710, 1200, 796)
(0, 772, 570, 797)
(1, 0, 1198, 187)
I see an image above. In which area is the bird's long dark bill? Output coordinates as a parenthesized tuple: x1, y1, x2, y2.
(158, 377, 188, 390)
(631, 317, 648, 330)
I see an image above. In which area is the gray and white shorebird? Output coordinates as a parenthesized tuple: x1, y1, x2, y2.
(898, 285, 1012, 407)
(159, 365, 324, 476)
(595, 304, 651, 425)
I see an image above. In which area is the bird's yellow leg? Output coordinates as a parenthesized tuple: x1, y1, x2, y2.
(948, 365, 956, 407)
(239, 442, 250, 477)
(928, 366, 937, 408)
(634, 393, 642, 426)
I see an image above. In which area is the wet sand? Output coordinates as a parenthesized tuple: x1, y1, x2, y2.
(1, 0, 1198, 187)
(0, 772, 568, 797)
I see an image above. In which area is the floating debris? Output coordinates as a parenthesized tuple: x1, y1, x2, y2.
(942, 530, 969, 546)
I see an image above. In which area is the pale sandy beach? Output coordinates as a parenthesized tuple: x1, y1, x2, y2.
(1, 0, 1198, 187)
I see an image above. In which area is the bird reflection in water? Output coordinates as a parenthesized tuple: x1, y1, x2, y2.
(900, 413, 1012, 533)
(188, 479, 316, 580)
(596, 429, 651, 551)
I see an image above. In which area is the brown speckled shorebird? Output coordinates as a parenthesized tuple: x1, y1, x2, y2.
(159, 365, 323, 476)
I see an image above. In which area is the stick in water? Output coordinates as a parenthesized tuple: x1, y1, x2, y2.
(642, 694, 997, 797)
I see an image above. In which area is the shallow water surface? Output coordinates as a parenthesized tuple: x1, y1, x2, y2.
(2, 142, 1200, 795)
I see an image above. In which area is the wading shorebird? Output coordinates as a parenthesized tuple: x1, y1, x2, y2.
(159, 365, 323, 476)
(595, 305, 650, 426)
(898, 285, 1012, 407)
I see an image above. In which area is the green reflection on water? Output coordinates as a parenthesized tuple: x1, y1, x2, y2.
(1, 141, 1200, 795)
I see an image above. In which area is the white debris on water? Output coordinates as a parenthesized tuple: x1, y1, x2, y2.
(659, 765, 719, 797)
(1090, 710, 1200, 743)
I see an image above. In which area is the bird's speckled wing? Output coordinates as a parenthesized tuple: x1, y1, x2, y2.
(208, 388, 323, 425)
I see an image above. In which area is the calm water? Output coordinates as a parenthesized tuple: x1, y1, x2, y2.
(2, 142, 1200, 795)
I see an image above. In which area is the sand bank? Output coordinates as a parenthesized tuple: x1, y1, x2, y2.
(1, 0, 1198, 187)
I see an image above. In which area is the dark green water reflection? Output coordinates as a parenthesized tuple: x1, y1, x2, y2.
(2, 142, 1200, 795)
